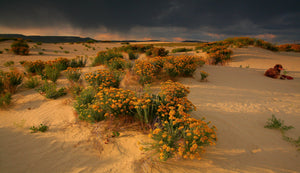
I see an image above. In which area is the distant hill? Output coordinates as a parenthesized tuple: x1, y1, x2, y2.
(0, 34, 96, 43)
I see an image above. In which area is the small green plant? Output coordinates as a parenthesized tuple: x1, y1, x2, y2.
(64, 51, 70, 54)
(74, 49, 77, 51)
(4, 61, 14, 67)
(36, 80, 67, 99)
(30, 124, 48, 133)
(265, 114, 299, 150)
(36, 42, 42, 45)
(54, 51, 58, 53)
(92, 50, 123, 66)
(38, 52, 44, 55)
(24, 77, 40, 89)
(59, 46, 64, 50)
(0, 51, 3, 54)
(4, 48, 9, 52)
(0, 92, 12, 108)
(264, 114, 294, 132)
(200, 71, 209, 81)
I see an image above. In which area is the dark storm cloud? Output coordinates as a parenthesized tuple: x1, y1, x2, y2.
(0, 0, 299, 41)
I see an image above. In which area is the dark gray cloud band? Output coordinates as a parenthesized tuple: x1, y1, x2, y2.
(0, 0, 299, 42)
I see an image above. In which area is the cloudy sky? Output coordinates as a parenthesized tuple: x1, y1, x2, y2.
(0, 0, 299, 42)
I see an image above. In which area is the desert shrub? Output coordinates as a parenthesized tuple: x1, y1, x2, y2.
(133, 93, 161, 127)
(36, 80, 67, 99)
(36, 42, 42, 45)
(134, 60, 157, 85)
(151, 47, 169, 57)
(43, 65, 60, 83)
(277, 44, 300, 52)
(11, 39, 30, 55)
(2, 70, 23, 94)
(0, 51, 3, 54)
(64, 67, 81, 83)
(4, 61, 14, 67)
(22, 60, 45, 74)
(38, 52, 44, 55)
(67, 83, 83, 97)
(73, 87, 104, 122)
(93, 87, 136, 119)
(24, 77, 40, 89)
(163, 56, 203, 77)
(128, 50, 139, 60)
(46, 57, 70, 71)
(107, 57, 127, 71)
(92, 50, 123, 66)
(142, 80, 216, 161)
(64, 51, 70, 54)
(171, 48, 193, 53)
(70, 56, 87, 68)
(0, 92, 12, 108)
(84, 69, 121, 88)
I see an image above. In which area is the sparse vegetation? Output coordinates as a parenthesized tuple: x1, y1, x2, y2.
(24, 77, 40, 89)
(36, 80, 67, 99)
(4, 61, 14, 67)
(30, 124, 48, 133)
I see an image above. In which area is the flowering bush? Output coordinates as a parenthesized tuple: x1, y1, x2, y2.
(73, 87, 104, 122)
(45, 57, 70, 71)
(11, 39, 30, 55)
(2, 70, 23, 94)
(163, 56, 203, 77)
(107, 57, 127, 71)
(64, 67, 81, 83)
(92, 50, 123, 66)
(84, 69, 120, 88)
(277, 44, 300, 52)
(134, 60, 157, 85)
(22, 60, 45, 74)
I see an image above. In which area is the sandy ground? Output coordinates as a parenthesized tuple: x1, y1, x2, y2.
(0, 41, 300, 173)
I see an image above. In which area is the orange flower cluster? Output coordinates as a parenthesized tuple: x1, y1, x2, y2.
(145, 80, 217, 161)
(64, 67, 82, 83)
(84, 69, 120, 88)
(134, 60, 157, 85)
(93, 87, 136, 118)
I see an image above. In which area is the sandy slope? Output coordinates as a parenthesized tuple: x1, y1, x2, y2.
(0, 42, 300, 173)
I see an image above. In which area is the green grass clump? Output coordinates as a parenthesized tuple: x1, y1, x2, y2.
(38, 52, 44, 55)
(36, 80, 67, 99)
(24, 77, 40, 89)
(43, 65, 60, 83)
(70, 56, 87, 68)
(264, 114, 294, 132)
(30, 124, 48, 133)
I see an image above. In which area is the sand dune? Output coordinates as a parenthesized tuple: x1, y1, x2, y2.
(0, 42, 300, 172)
